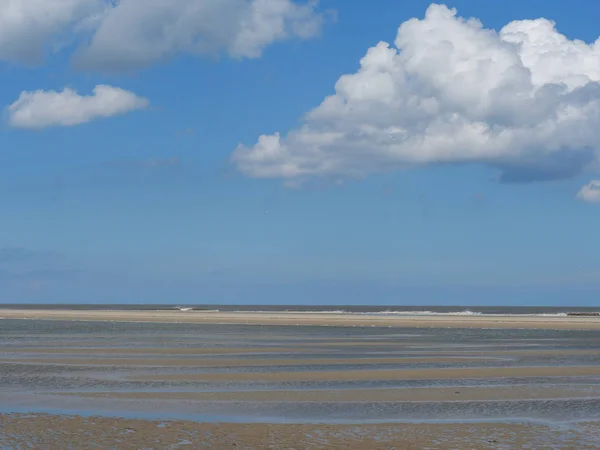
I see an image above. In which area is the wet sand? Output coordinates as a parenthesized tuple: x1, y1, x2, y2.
(3, 346, 320, 355)
(7, 346, 600, 357)
(4, 356, 493, 367)
(3, 414, 600, 449)
(2, 318, 600, 448)
(134, 365, 600, 382)
(2, 308, 600, 329)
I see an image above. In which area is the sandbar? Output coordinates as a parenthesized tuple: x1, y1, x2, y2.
(134, 365, 600, 382)
(2, 308, 600, 329)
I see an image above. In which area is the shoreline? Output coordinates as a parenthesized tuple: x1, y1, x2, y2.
(1, 308, 600, 329)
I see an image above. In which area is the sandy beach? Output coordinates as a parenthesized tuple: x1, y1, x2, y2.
(2, 308, 600, 329)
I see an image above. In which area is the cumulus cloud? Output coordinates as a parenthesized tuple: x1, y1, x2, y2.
(74, 0, 325, 71)
(7, 85, 149, 129)
(577, 180, 600, 203)
(0, 0, 105, 65)
(0, 0, 327, 70)
(232, 4, 600, 185)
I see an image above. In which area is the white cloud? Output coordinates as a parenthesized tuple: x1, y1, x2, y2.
(74, 0, 325, 71)
(0, 0, 106, 65)
(0, 0, 325, 70)
(577, 180, 600, 204)
(232, 4, 600, 185)
(8, 85, 149, 129)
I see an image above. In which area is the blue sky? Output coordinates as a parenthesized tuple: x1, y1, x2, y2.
(2, 0, 600, 305)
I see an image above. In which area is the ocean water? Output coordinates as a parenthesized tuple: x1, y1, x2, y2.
(0, 303, 598, 316)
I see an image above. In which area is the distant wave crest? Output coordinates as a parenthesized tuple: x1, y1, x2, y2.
(229, 309, 572, 317)
(172, 307, 577, 317)
(231, 309, 484, 316)
(367, 310, 482, 316)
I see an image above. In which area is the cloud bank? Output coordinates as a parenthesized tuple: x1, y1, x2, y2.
(232, 4, 600, 188)
(8, 85, 149, 129)
(0, 0, 326, 70)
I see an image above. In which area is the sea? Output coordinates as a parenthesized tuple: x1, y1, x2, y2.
(0, 304, 598, 316)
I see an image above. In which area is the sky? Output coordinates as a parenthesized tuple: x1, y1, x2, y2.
(2, 0, 600, 305)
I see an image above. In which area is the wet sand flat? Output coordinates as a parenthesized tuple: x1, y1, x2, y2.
(1, 414, 599, 450)
(1, 346, 321, 355)
(8, 346, 600, 357)
(135, 365, 600, 382)
(3, 318, 600, 448)
(2, 308, 600, 329)
(4, 356, 492, 367)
